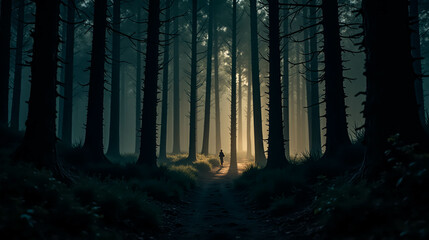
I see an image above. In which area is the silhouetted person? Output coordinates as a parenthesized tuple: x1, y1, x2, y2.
(219, 149, 225, 166)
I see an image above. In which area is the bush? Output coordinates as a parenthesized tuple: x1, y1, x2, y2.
(208, 158, 221, 168)
(193, 160, 212, 173)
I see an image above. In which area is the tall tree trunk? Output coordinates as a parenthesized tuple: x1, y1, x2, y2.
(135, 9, 142, 154)
(83, 0, 109, 164)
(282, 0, 290, 158)
(187, 0, 198, 162)
(201, 0, 214, 155)
(249, 0, 266, 166)
(246, 65, 252, 158)
(0, 0, 12, 127)
(172, 0, 181, 154)
(137, 0, 161, 166)
(307, 1, 321, 156)
(321, 0, 351, 156)
(214, 9, 221, 153)
(230, 0, 238, 169)
(61, 0, 75, 146)
(13, 0, 69, 181)
(238, 62, 243, 153)
(11, 0, 25, 130)
(362, 0, 427, 176)
(295, 42, 303, 152)
(58, 4, 67, 138)
(107, 0, 121, 157)
(410, 0, 425, 124)
(159, 0, 171, 160)
(266, 0, 287, 168)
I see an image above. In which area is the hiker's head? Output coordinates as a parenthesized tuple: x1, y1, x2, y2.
(220, 149, 223, 152)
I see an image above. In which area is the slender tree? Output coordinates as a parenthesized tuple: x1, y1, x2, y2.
(362, 0, 427, 176)
(135, 8, 143, 154)
(10, 0, 25, 130)
(159, 0, 171, 161)
(187, 0, 198, 162)
(282, 0, 290, 157)
(238, 61, 243, 152)
(246, 65, 252, 158)
(137, 0, 161, 166)
(83, 0, 109, 163)
(266, 0, 288, 168)
(230, 0, 238, 168)
(307, 1, 322, 156)
(214, 6, 221, 153)
(410, 0, 425, 124)
(249, 0, 266, 166)
(61, 0, 76, 145)
(201, 0, 214, 155)
(321, 0, 351, 156)
(172, 0, 181, 154)
(107, 0, 121, 157)
(13, 0, 69, 180)
(0, 0, 12, 126)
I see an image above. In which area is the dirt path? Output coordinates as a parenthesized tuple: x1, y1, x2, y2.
(162, 158, 281, 240)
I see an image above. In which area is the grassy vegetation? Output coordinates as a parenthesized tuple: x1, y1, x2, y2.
(160, 153, 221, 174)
(0, 127, 202, 239)
(235, 140, 429, 239)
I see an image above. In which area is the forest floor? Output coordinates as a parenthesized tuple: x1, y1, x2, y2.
(160, 157, 284, 240)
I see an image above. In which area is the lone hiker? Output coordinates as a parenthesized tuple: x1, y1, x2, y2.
(219, 149, 225, 166)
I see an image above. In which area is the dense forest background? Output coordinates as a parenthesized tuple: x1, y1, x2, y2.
(1, 0, 429, 239)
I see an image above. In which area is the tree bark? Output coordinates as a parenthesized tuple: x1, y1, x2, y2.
(61, 0, 75, 146)
(201, 0, 214, 155)
(362, 0, 427, 176)
(83, 0, 109, 164)
(238, 62, 243, 153)
(135, 8, 143, 154)
(159, 0, 171, 160)
(137, 0, 161, 166)
(187, 0, 198, 162)
(0, 0, 12, 126)
(321, 0, 351, 156)
(214, 9, 221, 153)
(230, 0, 238, 169)
(306, 0, 322, 156)
(11, 0, 25, 131)
(13, 0, 69, 181)
(410, 0, 425, 124)
(107, 0, 121, 157)
(282, 0, 290, 158)
(249, 0, 266, 166)
(246, 64, 252, 158)
(172, 0, 181, 154)
(266, 0, 288, 168)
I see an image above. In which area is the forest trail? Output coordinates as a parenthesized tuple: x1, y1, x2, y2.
(162, 157, 281, 240)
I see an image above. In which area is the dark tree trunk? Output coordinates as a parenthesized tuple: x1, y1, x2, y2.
(159, 0, 171, 160)
(107, 0, 121, 157)
(410, 0, 425, 124)
(230, 0, 237, 168)
(0, 0, 12, 126)
(137, 0, 161, 166)
(249, 0, 266, 166)
(135, 9, 142, 154)
(83, 0, 109, 164)
(246, 64, 252, 158)
(282, 0, 290, 158)
(13, 0, 69, 181)
(266, 0, 287, 168)
(214, 10, 221, 153)
(172, 0, 181, 154)
(201, 0, 214, 155)
(362, 0, 427, 176)
(321, 0, 351, 156)
(307, 1, 322, 156)
(11, 0, 25, 131)
(61, 0, 75, 146)
(58, 4, 67, 138)
(238, 62, 243, 152)
(187, 0, 198, 162)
